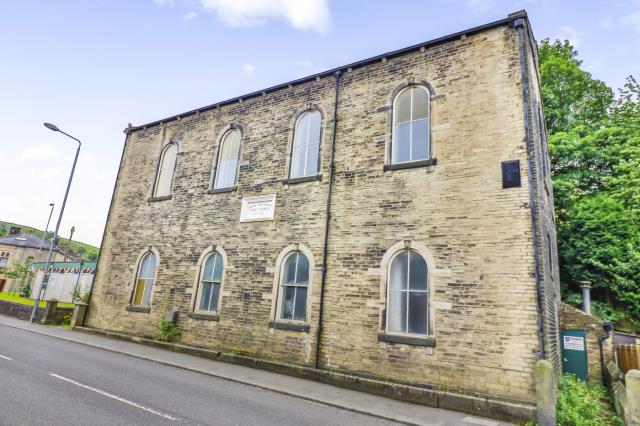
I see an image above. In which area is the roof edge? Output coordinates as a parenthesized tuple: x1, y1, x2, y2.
(125, 10, 528, 134)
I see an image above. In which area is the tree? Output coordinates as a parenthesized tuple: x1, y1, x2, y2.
(4, 258, 34, 296)
(541, 39, 640, 325)
(539, 40, 614, 134)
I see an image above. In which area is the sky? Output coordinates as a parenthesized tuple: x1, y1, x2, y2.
(0, 0, 638, 247)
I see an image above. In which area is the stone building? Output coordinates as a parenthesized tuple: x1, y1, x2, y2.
(86, 11, 560, 419)
(0, 233, 65, 292)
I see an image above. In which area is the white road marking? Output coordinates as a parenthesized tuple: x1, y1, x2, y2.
(462, 416, 500, 426)
(49, 373, 179, 421)
(0, 354, 12, 361)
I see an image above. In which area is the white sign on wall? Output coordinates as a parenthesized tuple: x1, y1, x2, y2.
(563, 335, 585, 351)
(240, 194, 276, 222)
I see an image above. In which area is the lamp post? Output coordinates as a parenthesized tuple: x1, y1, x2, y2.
(30, 123, 81, 323)
(66, 225, 75, 261)
(41, 203, 55, 249)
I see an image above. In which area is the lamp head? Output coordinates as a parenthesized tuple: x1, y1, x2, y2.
(603, 321, 614, 335)
(44, 122, 60, 132)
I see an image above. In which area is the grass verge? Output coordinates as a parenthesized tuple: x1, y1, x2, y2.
(0, 292, 74, 308)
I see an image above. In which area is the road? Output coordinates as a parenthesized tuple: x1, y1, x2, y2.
(0, 326, 397, 426)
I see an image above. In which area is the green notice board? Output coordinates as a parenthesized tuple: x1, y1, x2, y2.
(561, 329, 588, 381)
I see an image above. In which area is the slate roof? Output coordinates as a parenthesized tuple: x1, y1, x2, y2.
(0, 233, 61, 251)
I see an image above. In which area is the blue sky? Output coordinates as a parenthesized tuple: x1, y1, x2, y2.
(0, 0, 638, 246)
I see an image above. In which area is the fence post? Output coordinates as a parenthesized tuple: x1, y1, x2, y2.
(626, 369, 640, 426)
(535, 359, 556, 426)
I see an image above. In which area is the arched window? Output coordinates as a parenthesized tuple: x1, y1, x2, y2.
(213, 129, 241, 189)
(290, 110, 321, 178)
(196, 252, 224, 312)
(392, 85, 430, 164)
(279, 251, 309, 321)
(153, 143, 177, 197)
(387, 249, 428, 335)
(133, 252, 157, 306)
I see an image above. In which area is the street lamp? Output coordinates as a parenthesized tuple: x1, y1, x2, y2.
(30, 123, 81, 323)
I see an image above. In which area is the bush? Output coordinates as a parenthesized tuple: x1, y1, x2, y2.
(155, 318, 181, 342)
(557, 374, 623, 426)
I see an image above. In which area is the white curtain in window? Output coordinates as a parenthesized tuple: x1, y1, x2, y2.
(291, 111, 321, 178)
(214, 130, 241, 189)
(154, 144, 177, 197)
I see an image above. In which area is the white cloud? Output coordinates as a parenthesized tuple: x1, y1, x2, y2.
(154, 0, 174, 5)
(199, 0, 330, 34)
(183, 12, 198, 21)
(13, 144, 62, 164)
(554, 26, 582, 47)
(242, 64, 255, 76)
(297, 60, 313, 67)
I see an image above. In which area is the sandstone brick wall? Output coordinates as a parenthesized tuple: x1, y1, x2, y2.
(87, 15, 556, 404)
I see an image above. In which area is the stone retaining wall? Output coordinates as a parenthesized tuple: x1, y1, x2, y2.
(0, 299, 43, 321)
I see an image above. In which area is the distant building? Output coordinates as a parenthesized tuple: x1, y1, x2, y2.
(0, 233, 65, 292)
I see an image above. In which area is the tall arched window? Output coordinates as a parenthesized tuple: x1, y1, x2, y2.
(153, 143, 177, 197)
(279, 251, 309, 321)
(392, 85, 430, 164)
(133, 251, 157, 306)
(290, 111, 321, 178)
(213, 129, 241, 189)
(387, 249, 428, 335)
(196, 252, 224, 312)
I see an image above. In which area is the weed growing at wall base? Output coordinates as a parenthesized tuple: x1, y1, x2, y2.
(556, 374, 623, 426)
(155, 318, 181, 343)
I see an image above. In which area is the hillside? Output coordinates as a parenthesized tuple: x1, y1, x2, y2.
(0, 221, 99, 261)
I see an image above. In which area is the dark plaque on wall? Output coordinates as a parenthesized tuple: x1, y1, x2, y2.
(502, 160, 521, 188)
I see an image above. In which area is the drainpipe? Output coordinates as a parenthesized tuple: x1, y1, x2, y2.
(515, 18, 545, 360)
(579, 281, 591, 315)
(599, 321, 613, 385)
(315, 70, 342, 369)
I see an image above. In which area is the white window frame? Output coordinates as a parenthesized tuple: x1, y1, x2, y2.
(152, 143, 178, 197)
(385, 249, 429, 336)
(132, 251, 157, 306)
(290, 110, 322, 179)
(276, 251, 310, 323)
(195, 252, 224, 314)
(213, 129, 241, 189)
(391, 85, 431, 164)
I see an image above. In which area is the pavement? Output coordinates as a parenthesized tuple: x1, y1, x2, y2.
(0, 314, 514, 425)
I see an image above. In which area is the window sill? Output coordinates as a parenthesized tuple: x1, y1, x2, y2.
(187, 312, 220, 321)
(126, 305, 151, 313)
(383, 158, 437, 171)
(147, 195, 172, 202)
(268, 321, 310, 332)
(208, 186, 237, 194)
(378, 332, 436, 347)
(283, 175, 321, 185)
